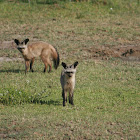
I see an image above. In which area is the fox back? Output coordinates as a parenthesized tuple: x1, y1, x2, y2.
(60, 61, 78, 106)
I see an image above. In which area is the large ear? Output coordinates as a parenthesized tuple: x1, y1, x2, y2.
(61, 62, 67, 69)
(73, 61, 78, 68)
(14, 39, 20, 45)
(23, 38, 29, 45)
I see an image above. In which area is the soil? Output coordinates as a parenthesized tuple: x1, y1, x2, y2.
(83, 45, 140, 61)
(0, 40, 140, 62)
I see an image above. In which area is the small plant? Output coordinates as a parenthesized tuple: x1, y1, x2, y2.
(0, 88, 28, 105)
(0, 87, 51, 105)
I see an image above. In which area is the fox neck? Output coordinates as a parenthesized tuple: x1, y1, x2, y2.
(65, 74, 75, 81)
(64, 74, 75, 90)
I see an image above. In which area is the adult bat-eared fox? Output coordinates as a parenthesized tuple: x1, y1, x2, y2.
(60, 61, 79, 106)
(14, 39, 59, 74)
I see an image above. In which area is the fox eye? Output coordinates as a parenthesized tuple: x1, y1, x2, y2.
(66, 72, 73, 74)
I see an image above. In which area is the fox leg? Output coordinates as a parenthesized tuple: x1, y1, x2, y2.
(62, 89, 64, 98)
(25, 60, 30, 74)
(43, 60, 52, 73)
(69, 90, 74, 105)
(43, 63, 48, 73)
(41, 56, 48, 73)
(30, 58, 35, 72)
(63, 90, 67, 106)
(48, 60, 52, 73)
(62, 89, 67, 102)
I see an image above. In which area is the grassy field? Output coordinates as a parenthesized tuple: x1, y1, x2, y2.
(0, 0, 140, 139)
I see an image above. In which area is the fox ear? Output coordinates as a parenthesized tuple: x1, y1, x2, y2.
(62, 62, 67, 69)
(73, 61, 78, 68)
(14, 39, 20, 45)
(23, 38, 29, 45)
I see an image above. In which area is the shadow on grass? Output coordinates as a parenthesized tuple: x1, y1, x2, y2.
(15, 0, 58, 5)
(1, 98, 62, 106)
(0, 69, 24, 73)
(0, 69, 54, 73)
(32, 99, 61, 106)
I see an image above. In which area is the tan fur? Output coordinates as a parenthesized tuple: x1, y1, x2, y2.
(60, 61, 78, 106)
(14, 39, 59, 74)
(61, 71, 76, 92)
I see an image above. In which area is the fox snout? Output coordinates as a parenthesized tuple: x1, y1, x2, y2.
(65, 71, 75, 77)
(17, 46, 26, 49)
(66, 71, 74, 77)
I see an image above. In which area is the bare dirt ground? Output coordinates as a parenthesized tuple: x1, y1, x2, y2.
(83, 45, 140, 61)
(0, 40, 140, 62)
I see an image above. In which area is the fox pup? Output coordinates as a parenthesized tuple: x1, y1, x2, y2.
(60, 61, 79, 106)
(14, 39, 59, 74)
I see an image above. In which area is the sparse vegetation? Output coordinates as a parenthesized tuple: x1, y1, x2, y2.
(0, 0, 140, 139)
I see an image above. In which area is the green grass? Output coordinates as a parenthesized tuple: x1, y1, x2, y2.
(0, 60, 140, 139)
(0, 1, 140, 139)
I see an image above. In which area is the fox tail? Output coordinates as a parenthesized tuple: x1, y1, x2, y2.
(52, 47, 60, 69)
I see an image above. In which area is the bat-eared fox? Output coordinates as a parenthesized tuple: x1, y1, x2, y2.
(60, 61, 78, 106)
(14, 39, 59, 74)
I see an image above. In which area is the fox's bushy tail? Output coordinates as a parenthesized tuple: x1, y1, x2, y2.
(53, 47, 60, 69)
